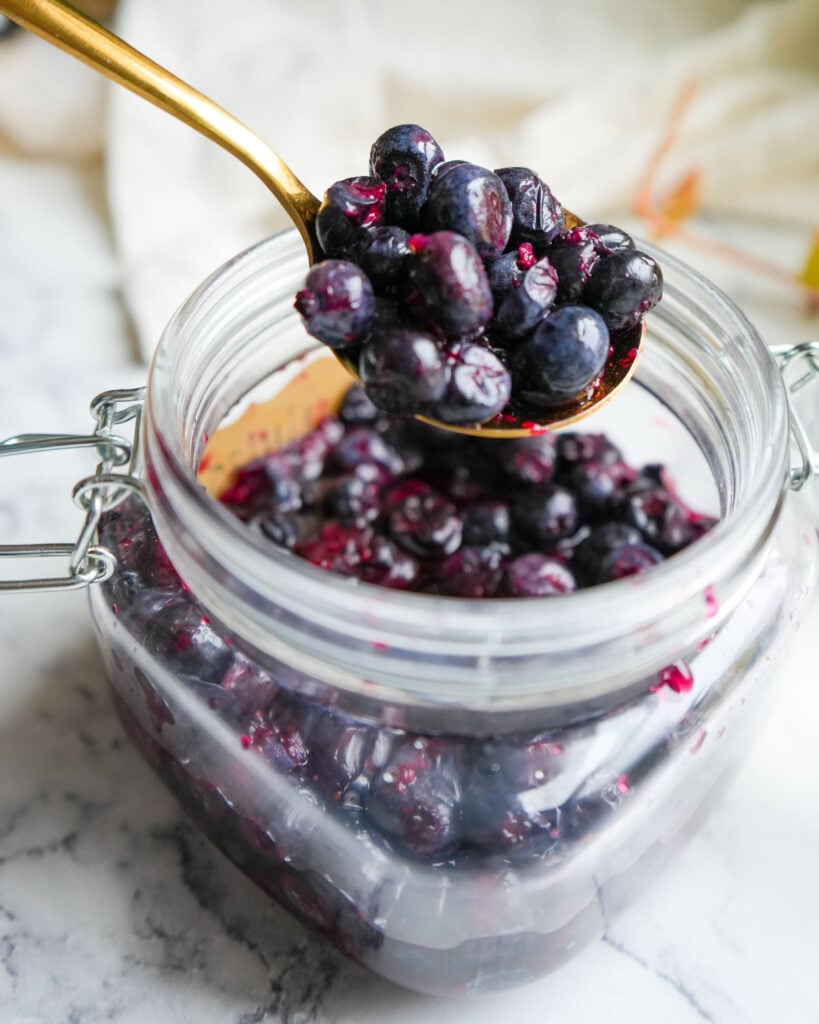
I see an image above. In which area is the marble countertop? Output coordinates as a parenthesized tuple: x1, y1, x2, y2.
(1, 159, 819, 1024)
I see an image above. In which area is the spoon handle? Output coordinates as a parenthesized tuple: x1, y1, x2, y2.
(0, 0, 320, 255)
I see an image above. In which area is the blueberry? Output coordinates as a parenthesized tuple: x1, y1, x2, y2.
(583, 249, 663, 331)
(315, 177, 387, 258)
(557, 432, 622, 469)
(338, 383, 381, 427)
(143, 599, 234, 684)
(494, 256, 558, 341)
(295, 260, 376, 349)
(619, 482, 696, 554)
(494, 166, 564, 248)
(499, 435, 558, 486)
(296, 524, 419, 588)
(306, 468, 383, 526)
(305, 709, 374, 801)
(463, 735, 562, 854)
(512, 484, 578, 545)
(504, 553, 576, 597)
(369, 124, 445, 229)
(544, 227, 600, 304)
(246, 713, 309, 775)
(221, 655, 278, 716)
(358, 225, 412, 292)
(571, 520, 644, 584)
(387, 487, 463, 559)
(422, 163, 513, 259)
(595, 541, 664, 583)
(568, 458, 638, 517)
(585, 223, 635, 255)
(510, 305, 610, 409)
(461, 500, 512, 548)
(358, 326, 447, 415)
(433, 340, 511, 426)
(436, 544, 507, 598)
(327, 425, 406, 478)
(483, 243, 537, 304)
(365, 739, 463, 859)
(408, 231, 493, 335)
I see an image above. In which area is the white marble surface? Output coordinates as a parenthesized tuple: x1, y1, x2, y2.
(2, 82, 819, 1024)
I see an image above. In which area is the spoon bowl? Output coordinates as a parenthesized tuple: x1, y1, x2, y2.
(0, 0, 644, 437)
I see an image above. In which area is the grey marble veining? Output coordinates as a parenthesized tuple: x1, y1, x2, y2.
(1, 158, 819, 1023)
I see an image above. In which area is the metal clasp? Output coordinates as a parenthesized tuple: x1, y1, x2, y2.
(773, 341, 819, 491)
(0, 387, 145, 593)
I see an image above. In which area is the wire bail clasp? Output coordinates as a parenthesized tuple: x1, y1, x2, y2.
(773, 341, 819, 491)
(0, 387, 146, 593)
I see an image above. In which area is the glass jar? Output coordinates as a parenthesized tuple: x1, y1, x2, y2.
(59, 230, 819, 994)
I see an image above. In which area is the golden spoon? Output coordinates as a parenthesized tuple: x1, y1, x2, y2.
(0, 0, 644, 438)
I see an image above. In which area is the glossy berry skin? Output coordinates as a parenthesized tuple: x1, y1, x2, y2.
(461, 500, 512, 548)
(359, 326, 447, 415)
(296, 523, 419, 588)
(619, 482, 696, 554)
(434, 340, 511, 426)
(365, 739, 463, 859)
(512, 484, 579, 545)
(327, 425, 406, 478)
(387, 488, 463, 559)
(583, 249, 663, 331)
(571, 520, 644, 584)
(294, 260, 376, 350)
(557, 432, 622, 469)
(408, 231, 493, 335)
(369, 124, 445, 230)
(511, 305, 610, 409)
(545, 227, 600, 304)
(585, 223, 635, 255)
(499, 435, 558, 486)
(495, 256, 558, 341)
(143, 599, 234, 685)
(595, 541, 664, 583)
(315, 177, 387, 258)
(483, 243, 536, 304)
(569, 458, 638, 517)
(358, 226, 412, 291)
(436, 544, 507, 598)
(494, 166, 565, 249)
(422, 163, 513, 259)
(504, 553, 576, 597)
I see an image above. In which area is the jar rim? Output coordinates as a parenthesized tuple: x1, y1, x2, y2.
(143, 229, 791, 708)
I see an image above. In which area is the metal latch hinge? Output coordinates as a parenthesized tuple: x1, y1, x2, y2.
(773, 341, 819, 491)
(0, 387, 145, 593)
